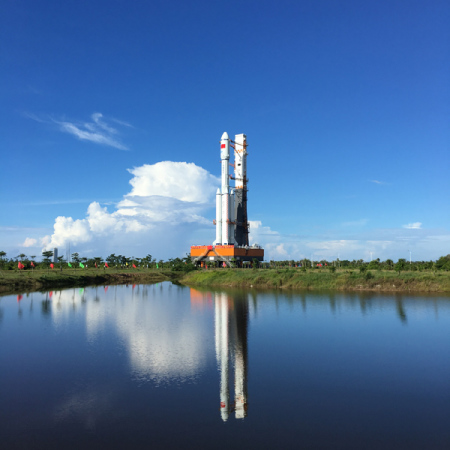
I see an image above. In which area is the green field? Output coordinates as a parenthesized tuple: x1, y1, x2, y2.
(180, 268, 450, 293)
(2, 267, 450, 296)
(0, 267, 175, 295)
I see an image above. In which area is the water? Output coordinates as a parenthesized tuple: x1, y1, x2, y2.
(1, 284, 450, 449)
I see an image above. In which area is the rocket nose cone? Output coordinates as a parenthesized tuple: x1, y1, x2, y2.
(221, 132, 229, 140)
(216, 188, 221, 194)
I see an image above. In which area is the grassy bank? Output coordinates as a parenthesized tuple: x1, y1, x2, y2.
(180, 268, 450, 292)
(0, 268, 180, 295)
(2, 267, 450, 295)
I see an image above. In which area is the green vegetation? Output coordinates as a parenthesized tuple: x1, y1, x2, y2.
(181, 268, 450, 292)
(0, 251, 197, 295)
(1, 251, 449, 295)
(0, 267, 182, 295)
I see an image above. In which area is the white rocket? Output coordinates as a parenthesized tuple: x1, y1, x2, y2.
(215, 132, 235, 245)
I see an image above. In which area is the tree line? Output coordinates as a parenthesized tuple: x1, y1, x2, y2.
(1, 250, 449, 273)
(0, 251, 196, 272)
(265, 256, 450, 272)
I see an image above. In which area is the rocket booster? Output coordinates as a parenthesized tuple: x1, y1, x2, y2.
(215, 189, 222, 244)
(216, 132, 234, 245)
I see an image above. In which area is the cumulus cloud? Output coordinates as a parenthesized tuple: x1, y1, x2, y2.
(41, 161, 220, 258)
(126, 162, 219, 203)
(22, 237, 37, 247)
(403, 222, 422, 229)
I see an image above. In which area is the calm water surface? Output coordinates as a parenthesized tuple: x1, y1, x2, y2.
(1, 283, 450, 449)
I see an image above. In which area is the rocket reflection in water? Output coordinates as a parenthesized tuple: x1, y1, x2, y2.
(214, 292, 249, 421)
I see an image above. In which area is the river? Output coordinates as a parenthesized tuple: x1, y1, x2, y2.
(1, 283, 450, 449)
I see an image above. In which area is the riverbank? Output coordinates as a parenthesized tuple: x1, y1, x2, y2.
(180, 268, 450, 292)
(0, 269, 177, 295)
(2, 268, 449, 295)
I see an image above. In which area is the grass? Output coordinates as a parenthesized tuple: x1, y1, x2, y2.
(0, 267, 177, 295)
(2, 267, 449, 295)
(180, 268, 450, 292)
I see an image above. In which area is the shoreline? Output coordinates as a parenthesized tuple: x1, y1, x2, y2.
(1, 268, 449, 296)
(0, 269, 178, 296)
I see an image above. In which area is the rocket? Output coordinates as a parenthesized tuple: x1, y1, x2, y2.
(215, 132, 234, 245)
(215, 132, 247, 246)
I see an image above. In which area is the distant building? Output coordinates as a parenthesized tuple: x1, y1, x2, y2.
(53, 248, 58, 263)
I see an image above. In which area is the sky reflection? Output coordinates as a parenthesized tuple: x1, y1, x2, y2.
(1, 286, 450, 448)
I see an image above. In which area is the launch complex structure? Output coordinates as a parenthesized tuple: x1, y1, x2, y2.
(190, 132, 264, 267)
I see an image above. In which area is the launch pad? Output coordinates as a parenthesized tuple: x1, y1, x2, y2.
(190, 132, 264, 267)
(191, 244, 264, 267)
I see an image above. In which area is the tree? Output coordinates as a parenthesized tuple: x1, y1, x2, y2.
(94, 257, 103, 267)
(71, 253, 81, 264)
(42, 250, 53, 266)
(435, 255, 450, 271)
(0, 251, 6, 268)
(57, 255, 65, 271)
(106, 254, 117, 265)
(395, 258, 407, 274)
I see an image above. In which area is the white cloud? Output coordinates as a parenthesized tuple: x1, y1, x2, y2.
(369, 180, 389, 185)
(22, 237, 37, 247)
(25, 112, 130, 150)
(41, 162, 220, 258)
(403, 222, 422, 229)
(126, 162, 219, 203)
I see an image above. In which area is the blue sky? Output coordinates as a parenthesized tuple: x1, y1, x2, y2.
(1, 0, 449, 262)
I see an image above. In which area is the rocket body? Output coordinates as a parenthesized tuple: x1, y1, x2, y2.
(217, 132, 234, 245)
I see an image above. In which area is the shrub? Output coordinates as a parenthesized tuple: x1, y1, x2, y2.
(365, 270, 374, 280)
